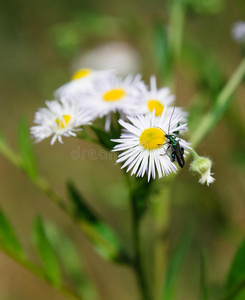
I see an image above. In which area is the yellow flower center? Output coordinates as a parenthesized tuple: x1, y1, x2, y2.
(103, 88, 126, 102)
(55, 115, 71, 129)
(72, 69, 92, 80)
(140, 127, 165, 150)
(147, 100, 164, 116)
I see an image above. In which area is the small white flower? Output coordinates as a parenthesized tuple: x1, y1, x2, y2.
(138, 76, 175, 115)
(31, 98, 93, 145)
(137, 76, 188, 125)
(54, 68, 115, 99)
(232, 21, 245, 43)
(190, 155, 215, 186)
(83, 74, 145, 131)
(112, 110, 191, 181)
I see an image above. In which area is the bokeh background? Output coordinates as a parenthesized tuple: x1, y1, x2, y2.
(1, 0, 245, 299)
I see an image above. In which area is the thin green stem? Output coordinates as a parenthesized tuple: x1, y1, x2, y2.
(0, 244, 82, 300)
(190, 149, 200, 160)
(167, 0, 186, 89)
(152, 177, 173, 300)
(0, 136, 23, 168)
(126, 175, 152, 300)
(131, 198, 151, 300)
(190, 57, 245, 149)
(169, 0, 186, 62)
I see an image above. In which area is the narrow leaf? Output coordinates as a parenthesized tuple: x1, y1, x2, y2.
(33, 216, 61, 286)
(0, 208, 24, 259)
(223, 238, 245, 300)
(67, 181, 98, 222)
(163, 227, 192, 300)
(43, 221, 96, 299)
(18, 117, 37, 179)
(153, 22, 172, 81)
(67, 181, 128, 263)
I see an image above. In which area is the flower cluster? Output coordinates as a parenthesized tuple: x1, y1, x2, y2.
(31, 68, 195, 181)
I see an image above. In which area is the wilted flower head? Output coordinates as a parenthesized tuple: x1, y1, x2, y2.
(31, 98, 93, 145)
(190, 154, 215, 186)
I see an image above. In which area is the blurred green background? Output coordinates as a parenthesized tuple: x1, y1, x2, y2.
(1, 0, 245, 299)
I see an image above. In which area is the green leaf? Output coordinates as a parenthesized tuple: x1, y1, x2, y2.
(153, 22, 172, 82)
(67, 181, 129, 263)
(18, 117, 37, 179)
(33, 216, 61, 286)
(43, 220, 96, 299)
(0, 208, 24, 259)
(223, 238, 245, 300)
(67, 181, 98, 222)
(162, 227, 192, 300)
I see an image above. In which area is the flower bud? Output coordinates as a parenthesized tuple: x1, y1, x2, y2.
(190, 156, 215, 186)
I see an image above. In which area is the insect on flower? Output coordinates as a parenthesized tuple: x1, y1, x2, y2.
(161, 107, 185, 168)
(164, 134, 185, 168)
(112, 109, 190, 181)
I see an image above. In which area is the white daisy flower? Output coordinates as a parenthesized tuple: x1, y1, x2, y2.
(31, 98, 93, 145)
(54, 68, 115, 99)
(137, 76, 188, 127)
(138, 76, 175, 116)
(112, 109, 191, 181)
(84, 74, 145, 131)
(232, 21, 245, 43)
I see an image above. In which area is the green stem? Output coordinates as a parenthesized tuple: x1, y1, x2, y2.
(0, 244, 82, 300)
(126, 175, 152, 300)
(190, 149, 200, 160)
(131, 198, 151, 300)
(190, 57, 245, 149)
(0, 136, 23, 168)
(152, 177, 173, 300)
(167, 0, 186, 89)
(169, 0, 186, 62)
